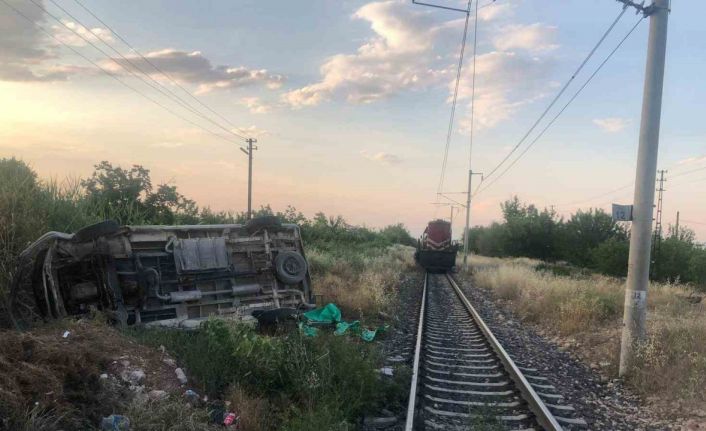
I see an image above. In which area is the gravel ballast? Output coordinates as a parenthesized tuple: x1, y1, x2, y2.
(455, 274, 675, 431)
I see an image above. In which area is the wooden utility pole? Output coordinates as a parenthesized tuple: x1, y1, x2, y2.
(619, 0, 670, 377)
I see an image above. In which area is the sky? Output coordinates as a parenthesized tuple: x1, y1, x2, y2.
(1, 0, 705, 239)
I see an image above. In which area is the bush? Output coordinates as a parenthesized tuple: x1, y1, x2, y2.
(590, 238, 630, 277)
(468, 196, 705, 284)
(130, 319, 395, 428)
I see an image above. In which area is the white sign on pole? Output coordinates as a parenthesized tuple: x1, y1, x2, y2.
(612, 204, 633, 221)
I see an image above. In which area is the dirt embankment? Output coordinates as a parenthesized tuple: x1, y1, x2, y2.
(0, 319, 192, 431)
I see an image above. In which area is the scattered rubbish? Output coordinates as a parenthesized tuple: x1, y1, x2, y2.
(299, 303, 388, 342)
(386, 355, 405, 363)
(100, 373, 109, 379)
(100, 414, 130, 431)
(184, 389, 199, 404)
(147, 389, 168, 401)
(363, 415, 398, 428)
(175, 367, 188, 384)
(163, 357, 176, 367)
(223, 411, 240, 427)
(62, 330, 70, 338)
(127, 369, 146, 384)
(379, 366, 394, 377)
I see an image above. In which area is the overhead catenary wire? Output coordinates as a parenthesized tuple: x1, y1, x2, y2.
(0, 0, 244, 147)
(467, 0, 479, 172)
(474, 15, 645, 197)
(561, 167, 706, 209)
(69, 0, 248, 137)
(474, 6, 629, 189)
(437, 0, 473, 196)
(31, 0, 250, 143)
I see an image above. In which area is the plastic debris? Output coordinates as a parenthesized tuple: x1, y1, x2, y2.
(100, 414, 130, 431)
(300, 303, 387, 342)
(223, 411, 240, 426)
(148, 389, 168, 401)
(62, 330, 70, 338)
(128, 369, 145, 384)
(175, 367, 188, 385)
(184, 389, 199, 404)
(379, 366, 394, 377)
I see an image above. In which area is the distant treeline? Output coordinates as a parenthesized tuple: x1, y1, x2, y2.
(0, 157, 415, 311)
(468, 196, 706, 287)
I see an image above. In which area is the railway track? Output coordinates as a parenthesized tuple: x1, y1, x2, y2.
(404, 273, 587, 430)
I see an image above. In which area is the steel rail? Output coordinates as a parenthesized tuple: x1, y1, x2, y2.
(404, 272, 427, 431)
(445, 273, 563, 431)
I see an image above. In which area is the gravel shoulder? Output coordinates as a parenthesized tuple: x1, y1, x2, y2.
(455, 273, 675, 431)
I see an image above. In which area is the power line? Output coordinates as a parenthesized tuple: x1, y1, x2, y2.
(475, 6, 629, 187)
(69, 0, 250, 139)
(562, 182, 634, 207)
(45, 0, 249, 142)
(30, 0, 248, 144)
(1, 0, 243, 147)
(556, 161, 705, 210)
(467, 0, 479, 171)
(437, 0, 472, 196)
(669, 164, 706, 179)
(474, 15, 645, 197)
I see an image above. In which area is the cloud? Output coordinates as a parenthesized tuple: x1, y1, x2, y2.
(456, 50, 554, 130)
(593, 117, 630, 133)
(239, 97, 275, 114)
(234, 125, 268, 138)
(492, 23, 558, 52)
(283, 0, 558, 134)
(283, 0, 449, 107)
(448, 16, 560, 131)
(478, 3, 512, 21)
(677, 155, 706, 165)
(52, 20, 114, 47)
(0, 0, 73, 82)
(361, 150, 403, 165)
(104, 49, 285, 94)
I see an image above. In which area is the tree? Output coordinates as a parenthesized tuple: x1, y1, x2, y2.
(590, 237, 630, 277)
(380, 223, 416, 246)
(82, 161, 151, 212)
(500, 197, 561, 260)
(558, 209, 627, 267)
(82, 161, 198, 225)
(688, 249, 706, 290)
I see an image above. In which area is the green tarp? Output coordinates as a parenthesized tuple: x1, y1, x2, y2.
(299, 303, 386, 342)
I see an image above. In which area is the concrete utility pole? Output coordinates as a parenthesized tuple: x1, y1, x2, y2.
(675, 211, 680, 238)
(619, 0, 670, 377)
(240, 138, 258, 220)
(462, 170, 483, 271)
(450, 205, 457, 226)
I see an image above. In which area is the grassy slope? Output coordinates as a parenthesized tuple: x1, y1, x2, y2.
(467, 255, 706, 418)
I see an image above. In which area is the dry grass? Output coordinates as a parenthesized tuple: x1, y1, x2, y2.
(126, 399, 219, 431)
(307, 245, 416, 319)
(468, 255, 706, 417)
(225, 385, 275, 431)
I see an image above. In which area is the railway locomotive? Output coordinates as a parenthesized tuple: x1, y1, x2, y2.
(414, 219, 458, 272)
